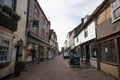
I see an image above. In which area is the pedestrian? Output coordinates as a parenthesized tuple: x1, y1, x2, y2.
(69, 52, 74, 65)
(76, 52, 80, 65)
(73, 52, 78, 65)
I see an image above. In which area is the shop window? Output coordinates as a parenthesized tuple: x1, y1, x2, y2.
(0, 38, 10, 63)
(112, 0, 120, 22)
(90, 44, 97, 58)
(101, 40, 117, 63)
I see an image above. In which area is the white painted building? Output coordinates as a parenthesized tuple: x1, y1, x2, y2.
(75, 21, 96, 46)
(75, 16, 98, 68)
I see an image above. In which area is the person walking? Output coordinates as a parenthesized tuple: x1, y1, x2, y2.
(69, 52, 74, 65)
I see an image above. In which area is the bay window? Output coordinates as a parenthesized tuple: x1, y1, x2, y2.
(0, 37, 11, 63)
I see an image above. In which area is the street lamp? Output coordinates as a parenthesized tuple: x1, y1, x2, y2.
(16, 38, 23, 62)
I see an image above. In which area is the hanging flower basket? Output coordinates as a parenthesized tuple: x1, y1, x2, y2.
(12, 12, 21, 21)
(2, 5, 13, 16)
(2, 5, 21, 21)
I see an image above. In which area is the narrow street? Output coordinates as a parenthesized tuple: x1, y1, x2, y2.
(5, 55, 115, 80)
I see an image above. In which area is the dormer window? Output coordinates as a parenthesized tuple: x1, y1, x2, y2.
(112, 0, 120, 22)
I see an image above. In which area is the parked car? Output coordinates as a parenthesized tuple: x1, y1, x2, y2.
(63, 52, 69, 59)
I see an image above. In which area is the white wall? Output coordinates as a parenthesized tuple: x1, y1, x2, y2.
(14, 0, 28, 61)
(90, 59, 98, 68)
(75, 21, 96, 46)
(15, 0, 28, 42)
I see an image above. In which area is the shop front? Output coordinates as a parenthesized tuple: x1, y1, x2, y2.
(26, 31, 49, 63)
(98, 33, 120, 78)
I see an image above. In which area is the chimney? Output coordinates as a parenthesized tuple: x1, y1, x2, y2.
(81, 18, 84, 24)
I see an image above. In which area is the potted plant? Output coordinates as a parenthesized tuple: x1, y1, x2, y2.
(14, 61, 26, 77)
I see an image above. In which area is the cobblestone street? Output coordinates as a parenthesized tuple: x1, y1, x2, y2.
(5, 55, 115, 80)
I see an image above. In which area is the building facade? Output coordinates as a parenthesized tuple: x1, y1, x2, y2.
(75, 16, 97, 68)
(26, 0, 50, 62)
(64, 0, 120, 79)
(94, 0, 120, 78)
(74, 19, 84, 61)
(69, 30, 75, 54)
(15, 0, 50, 63)
(49, 29, 58, 59)
(0, 0, 20, 78)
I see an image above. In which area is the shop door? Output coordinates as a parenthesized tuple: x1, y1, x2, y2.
(86, 45, 90, 63)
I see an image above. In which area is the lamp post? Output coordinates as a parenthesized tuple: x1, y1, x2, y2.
(16, 38, 23, 62)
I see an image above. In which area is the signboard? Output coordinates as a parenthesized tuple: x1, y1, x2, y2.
(26, 49, 31, 57)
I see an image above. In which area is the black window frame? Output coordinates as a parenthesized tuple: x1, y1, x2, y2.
(100, 39, 117, 63)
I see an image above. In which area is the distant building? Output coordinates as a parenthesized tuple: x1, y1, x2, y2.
(49, 29, 58, 59)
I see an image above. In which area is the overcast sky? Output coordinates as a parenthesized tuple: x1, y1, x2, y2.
(37, 0, 103, 51)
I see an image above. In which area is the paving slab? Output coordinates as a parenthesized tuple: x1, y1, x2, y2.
(4, 55, 115, 80)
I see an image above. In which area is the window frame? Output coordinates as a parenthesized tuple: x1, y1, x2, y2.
(111, 0, 120, 22)
(0, 37, 11, 64)
(100, 39, 117, 63)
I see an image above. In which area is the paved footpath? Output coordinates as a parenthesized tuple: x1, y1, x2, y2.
(5, 55, 115, 80)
